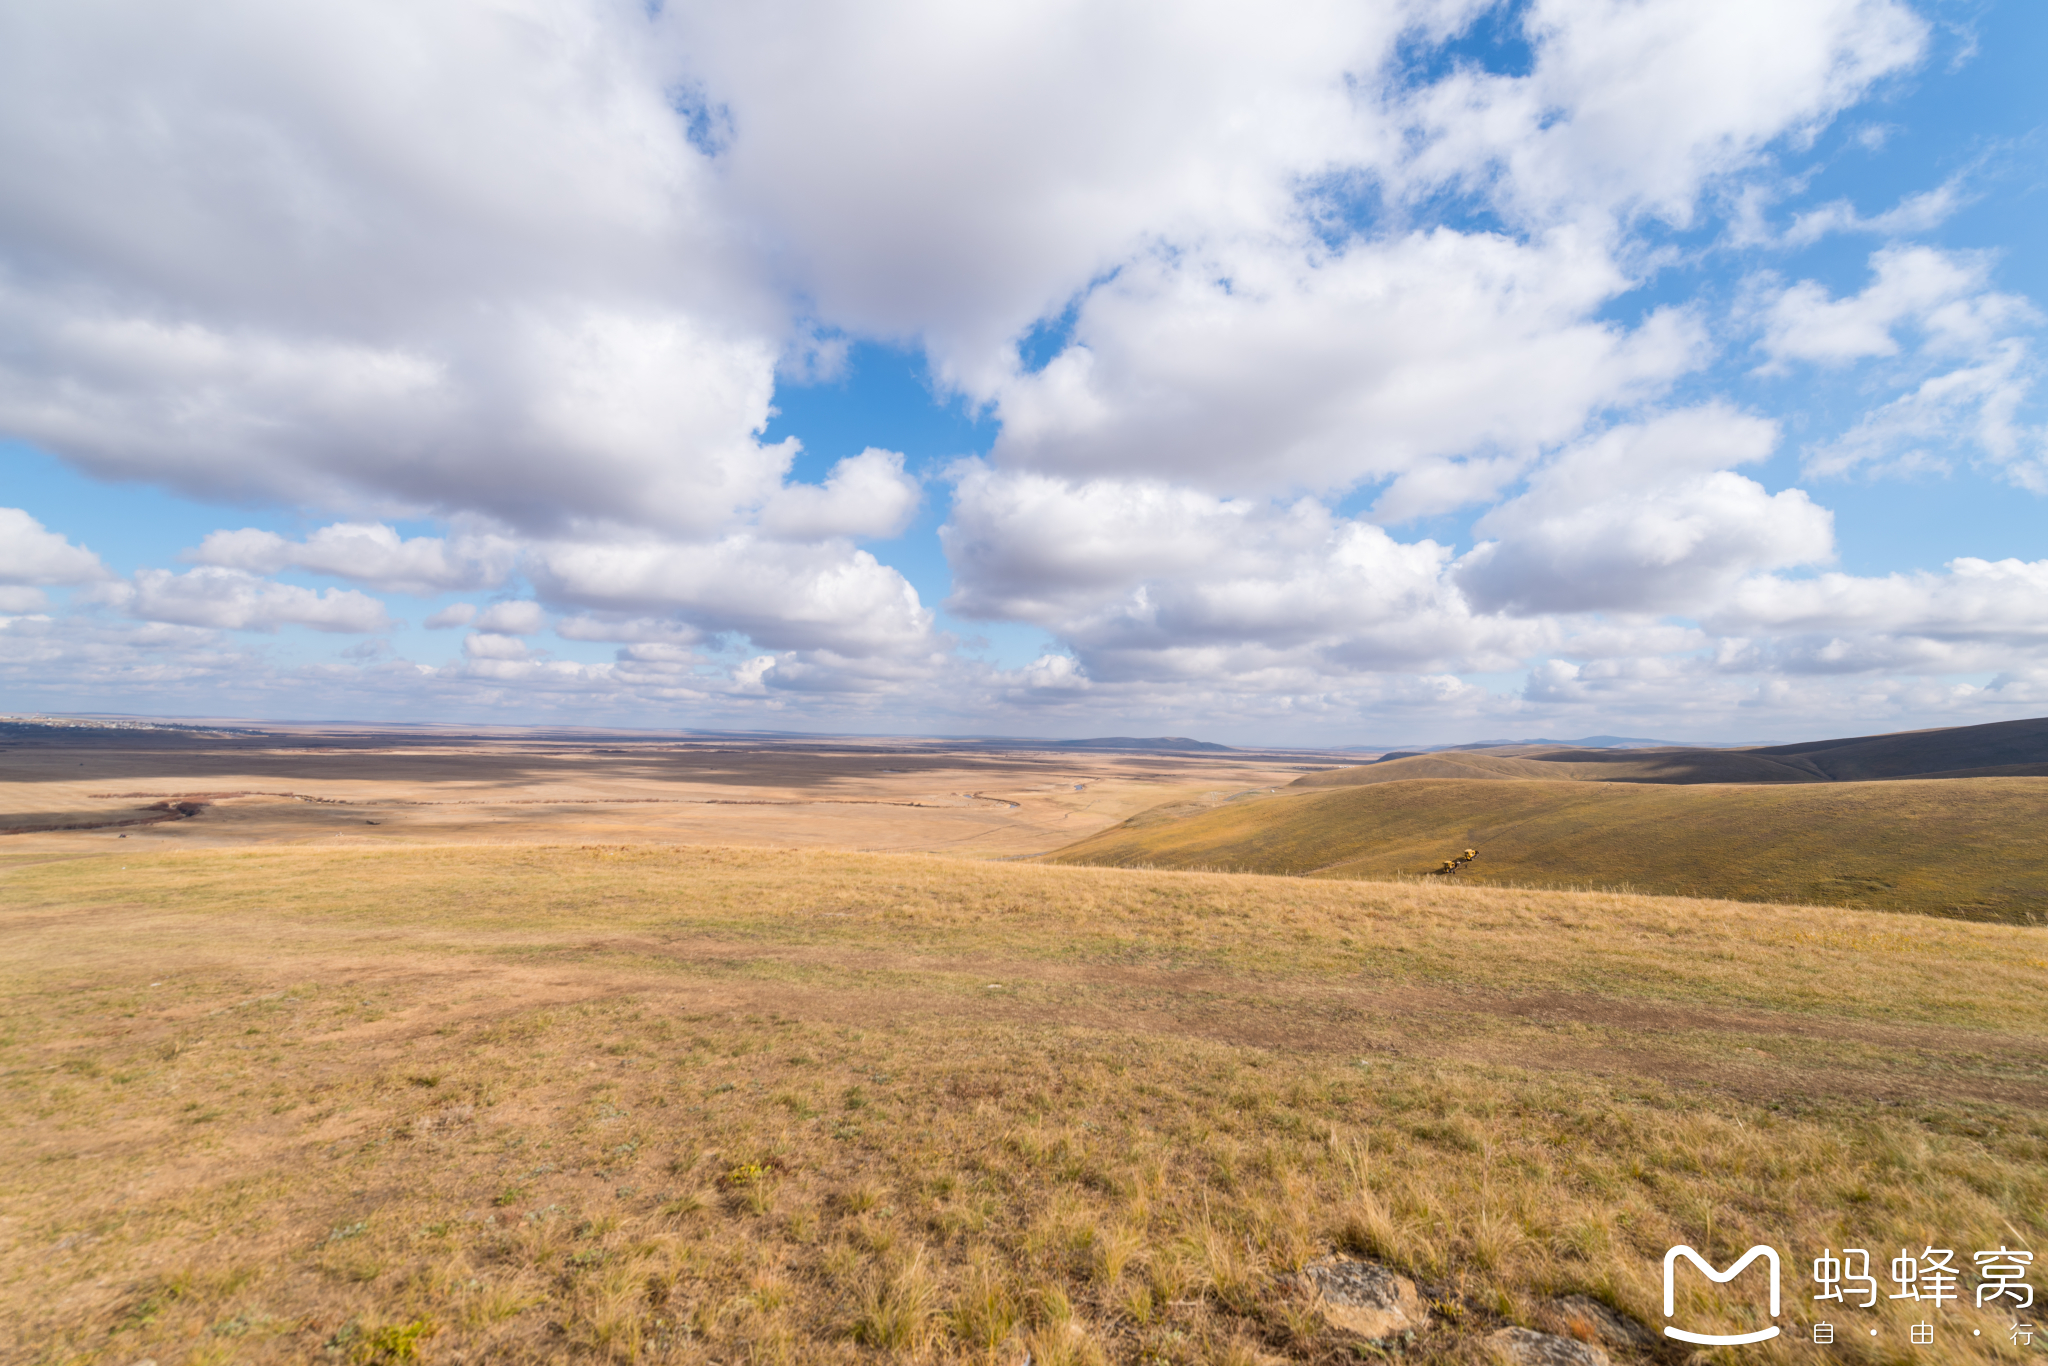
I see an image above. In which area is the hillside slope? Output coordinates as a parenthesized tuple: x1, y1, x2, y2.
(1044, 776, 2048, 922)
(1290, 746, 1826, 786)
(1748, 714, 2048, 779)
(1294, 715, 2048, 789)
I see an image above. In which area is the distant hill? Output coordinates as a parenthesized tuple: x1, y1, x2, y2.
(1300, 748, 1822, 786)
(1745, 716, 2048, 780)
(1043, 777, 2048, 923)
(1297, 716, 2048, 789)
(1043, 716, 2048, 922)
(1440, 734, 1696, 750)
(1340, 734, 1719, 753)
(1045, 736, 1235, 753)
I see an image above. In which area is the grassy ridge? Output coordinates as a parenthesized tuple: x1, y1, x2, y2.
(1295, 715, 2048, 789)
(1044, 776, 2048, 922)
(1290, 749, 1830, 787)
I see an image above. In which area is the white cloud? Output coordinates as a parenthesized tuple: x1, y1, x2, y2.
(1, 0, 2040, 740)
(985, 231, 1703, 513)
(0, 289, 796, 535)
(1388, 0, 1926, 226)
(1762, 248, 2045, 485)
(664, 0, 1437, 388)
(945, 466, 1547, 682)
(1807, 339, 2044, 486)
(472, 600, 548, 635)
(757, 448, 920, 541)
(526, 534, 936, 658)
(189, 523, 517, 594)
(1781, 177, 1965, 247)
(462, 632, 533, 661)
(0, 507, 108, 585)
(1758, 245, 2027, 366)
(0, 0, 796, 535)
(0, 613, 255, 693)
(1719, 556, 2048, 643)
(668, 0, 1919, 393)
(553, 614, 702, 645)
(1457, 406, 1835, 614)
(91, 567, 393, 633)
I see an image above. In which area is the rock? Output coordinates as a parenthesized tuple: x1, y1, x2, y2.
(1549, 1295, 1655, 1349)
(1299, 1256, 1427, 1340)
(1487, 1326, 1611, 1366)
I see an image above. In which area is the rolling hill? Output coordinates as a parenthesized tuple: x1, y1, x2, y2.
(1296, 715, 2048, 789)
(1044, 717, 2048, 922)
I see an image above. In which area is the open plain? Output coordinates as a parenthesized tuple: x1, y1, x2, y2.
(0, 720, 1318, 859)
(3, 720, 2045, 1365)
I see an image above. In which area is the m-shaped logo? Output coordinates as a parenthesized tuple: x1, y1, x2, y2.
(1663, 1245, 1782, 1346)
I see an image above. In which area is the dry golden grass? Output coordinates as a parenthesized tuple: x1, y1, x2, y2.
(1045, 775, 2048, 923)
(3, 844, 2044, 1364)
(0, 724, 1312, 860)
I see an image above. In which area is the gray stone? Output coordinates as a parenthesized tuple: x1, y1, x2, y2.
(1487, 1326, 1611, 1366)
(1299, 1256, 1427, 1340)
(1550, 1295, 1655, 1348)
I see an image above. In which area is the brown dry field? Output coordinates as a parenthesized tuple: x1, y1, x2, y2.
(3, 725, 2046, 1366)
(0, 722, 1320, 859)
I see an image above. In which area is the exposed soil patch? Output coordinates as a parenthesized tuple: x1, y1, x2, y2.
(0, 797, 216, 836)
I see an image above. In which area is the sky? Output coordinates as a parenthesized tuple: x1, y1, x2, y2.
(2, 0, 2045, 746)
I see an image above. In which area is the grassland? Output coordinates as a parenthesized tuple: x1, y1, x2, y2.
(3, 843, 2045, 1364)
(0, 722, 1310, 859)
(1044, 776, 2048, 923)
(1299, 716, 2048, 789)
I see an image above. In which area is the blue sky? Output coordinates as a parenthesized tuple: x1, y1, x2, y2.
(2, 0, 2045, 745)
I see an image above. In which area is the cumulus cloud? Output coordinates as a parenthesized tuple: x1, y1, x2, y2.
(91, 567, 393, 633)
(1760, 248, 2046, 485)
(462, 632, 533, 661)
(757, 449, 920, 541)
(0, 507, 108, 585)
(472, 600, 548, 635)
(1759, 246, 2031, 366)
(669, 0, 1919, 389)
(1678, 556, 2048, 682)
(1719, 556, 2048, 642)
(664, 0, 1429, 385)
(189, 523, 517, 594)
(1388, 0, 1926, 226)
(986, 232, 1703, 512)
(945, 466, 1546, 683)
(0, 0, 794, 534)
(526, 535, 936, 658)
(1456, 406, 1835, 615)
(1, 0, 2039, 737)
